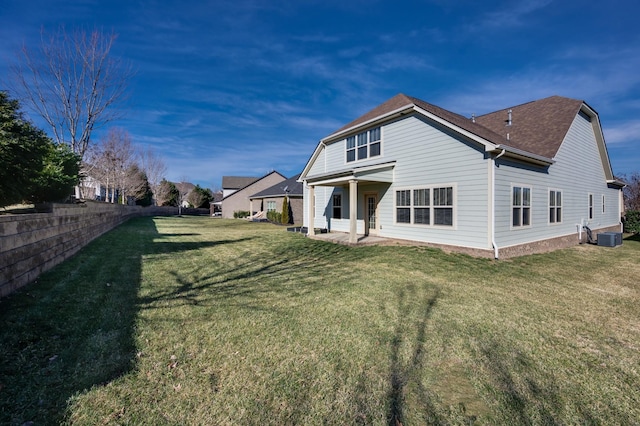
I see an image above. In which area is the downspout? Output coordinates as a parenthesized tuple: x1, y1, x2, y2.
(492, 149, 506, 259)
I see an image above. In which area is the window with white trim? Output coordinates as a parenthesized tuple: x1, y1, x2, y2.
(332, 194, 342, 219)
(602, 195, 605, 214)
(549, 190, 562, 223)
(433, 187, 453, 226)
(266, 201, 276, 212)
(512, 186, 531, 227)
(413, 189, 430, 224)
(396, 190, 411, 223)
(395, 186, 454, 226)
(346, 127, 381, 163)
(588, 193, 594, 220)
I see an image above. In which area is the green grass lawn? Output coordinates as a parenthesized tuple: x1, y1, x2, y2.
(1, 217, 639, 425)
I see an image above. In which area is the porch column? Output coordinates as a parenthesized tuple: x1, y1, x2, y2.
(307, 185, 315, 236)
(249, 200, 254, 216)
(349, 179, 358, 244)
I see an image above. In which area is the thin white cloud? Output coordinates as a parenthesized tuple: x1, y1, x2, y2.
(464, 0, 554, 32)
(603, 120, 640, 146)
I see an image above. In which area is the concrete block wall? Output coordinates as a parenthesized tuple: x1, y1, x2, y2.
(0, 202, 180, 298)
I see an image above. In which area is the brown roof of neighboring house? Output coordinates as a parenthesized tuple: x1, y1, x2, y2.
(327, 93, 585, 160)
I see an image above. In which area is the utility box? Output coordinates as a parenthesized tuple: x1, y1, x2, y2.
(597, 233, 616, 247)
(597, 232, 622, 247)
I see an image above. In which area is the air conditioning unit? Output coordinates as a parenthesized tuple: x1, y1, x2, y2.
(597, 232, 620, 247)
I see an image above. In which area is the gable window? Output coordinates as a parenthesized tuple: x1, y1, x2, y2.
(549, 190, 562, 223)
(346, 127, 381, 163)
(512, 186, 531, 227)
(346, 136, 356, 162)
(266, 201, 276, 212)
(588, 193, 594, 220)
(395, 186, 454, 226)
(396, 190, 411, 223)
(332, 194, 342, 219)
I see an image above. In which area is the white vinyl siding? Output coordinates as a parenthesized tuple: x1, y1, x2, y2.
(494, 110, 621, 248)
(382, 115, 485, 246)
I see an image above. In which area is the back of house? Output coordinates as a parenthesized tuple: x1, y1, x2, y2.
(299, 94, 623, 258)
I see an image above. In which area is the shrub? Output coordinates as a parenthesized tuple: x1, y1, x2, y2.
(623, 210, 640, 233)
(234, 210, 250, 219)
(267, 211, 282, 223)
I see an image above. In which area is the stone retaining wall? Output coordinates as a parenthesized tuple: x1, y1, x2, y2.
(0, 202, 190, 298)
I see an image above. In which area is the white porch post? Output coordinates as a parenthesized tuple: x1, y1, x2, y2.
(250, 200, 254, 216)
(349, 179, 358, 244)
(307, 185, 315, 236)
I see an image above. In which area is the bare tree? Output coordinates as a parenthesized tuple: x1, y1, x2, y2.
(622, 172, 640, 211)
(138, 146, 167, 205)
(10, 26, 133, 160)
(90, 127, 137, 203)
(175, 177, 193, 215)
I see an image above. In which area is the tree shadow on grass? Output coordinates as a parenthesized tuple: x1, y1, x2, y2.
(0, 217, 254, 425)
(136, 236, 366, 312)
(386, 284, 442, 425)
(473, 335, 610, 424)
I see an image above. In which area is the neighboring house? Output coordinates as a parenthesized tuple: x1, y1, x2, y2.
(299, 94, 624, 258)
(221, 171, 286, 218)
(222, 176, 260, 198)
(249, 174, 304, 224)
(209, 191, 223, 215)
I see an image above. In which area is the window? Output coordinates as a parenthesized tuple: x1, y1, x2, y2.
(433, 187, 453, 226)
(512, 186, 531, 227)
(602, 195, 605, 214)
(332, 194, 342, 219)
(588, 193, 594, 220)
(549, 190, 562, 223)
(395, 186, 454, 226)
(413, 189, 430, 224)
(266, 201, 276, 212)
(346, 127, 381, 162)
(396, 190, 411, 223)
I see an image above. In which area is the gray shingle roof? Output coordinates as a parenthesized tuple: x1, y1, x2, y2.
(250, 174, 303, 198)
(222, 176, 258, 190)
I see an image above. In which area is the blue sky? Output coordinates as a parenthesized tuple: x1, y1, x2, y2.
(1, 0, 639, 189)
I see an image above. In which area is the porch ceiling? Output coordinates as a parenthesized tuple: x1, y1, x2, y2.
(304, 161, 396, 186)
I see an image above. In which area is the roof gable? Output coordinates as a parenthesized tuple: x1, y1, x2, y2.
(326, 93, 506, 147)
(222, 171, 286, 200)
(301, 93, 615, 180)
(475, 95, 583, 159)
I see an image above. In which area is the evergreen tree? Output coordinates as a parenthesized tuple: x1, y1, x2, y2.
(0, 91, 80, 206)
(281, 196, 289, 225)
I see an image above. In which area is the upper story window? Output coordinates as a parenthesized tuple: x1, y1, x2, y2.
(346, 127, 381, 163)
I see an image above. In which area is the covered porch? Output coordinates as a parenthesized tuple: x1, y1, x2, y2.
(304, 161, 396, 244)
